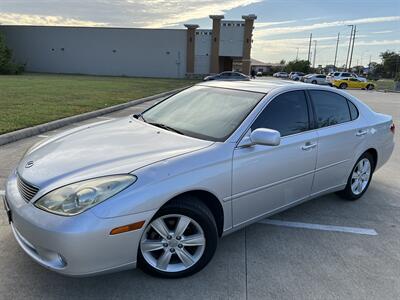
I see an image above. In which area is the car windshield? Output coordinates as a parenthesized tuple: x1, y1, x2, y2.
(141, 86, 264, 142)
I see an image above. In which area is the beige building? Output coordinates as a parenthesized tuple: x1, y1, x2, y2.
(0, 15, 256, 78)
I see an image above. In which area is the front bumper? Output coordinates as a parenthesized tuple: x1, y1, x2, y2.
(4, 172, 156, 276)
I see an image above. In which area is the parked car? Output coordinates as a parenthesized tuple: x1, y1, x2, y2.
(332, 77, 375, 90)
(300, 74, 313, 82)
(203, 71, 249, 81)
(4, 81, 394, 278)
(256, 71, 263, 77)
(304, 74, 329, 85)
(273, 72, 289, 78)
(290, 72, 305, 81)
(327, 72, 367, 83)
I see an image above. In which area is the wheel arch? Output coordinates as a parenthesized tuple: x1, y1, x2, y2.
(364, 148, 378, 171)
(160, 190, 224, 237)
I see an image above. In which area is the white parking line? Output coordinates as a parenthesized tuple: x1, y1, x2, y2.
(259, 219, 378, 236)
(37, 135, 49, 138)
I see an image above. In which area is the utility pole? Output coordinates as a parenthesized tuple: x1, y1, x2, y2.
(345, 25, 354, 70)
(296, 47, 299, 61)
(307, 33, 312, 63)
(333, 32, 340, 68)
(348, 25, 356, 70)
(313, 40, 317, 68)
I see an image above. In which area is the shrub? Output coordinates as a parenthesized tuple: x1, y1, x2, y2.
(0, 33, 25, 74)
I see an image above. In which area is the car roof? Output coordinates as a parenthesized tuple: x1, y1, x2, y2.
(198, 79, 308, 93)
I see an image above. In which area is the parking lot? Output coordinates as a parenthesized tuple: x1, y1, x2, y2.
(0, 89, 399, 299)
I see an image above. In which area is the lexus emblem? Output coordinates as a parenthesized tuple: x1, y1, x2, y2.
(25, 161, 34, 168)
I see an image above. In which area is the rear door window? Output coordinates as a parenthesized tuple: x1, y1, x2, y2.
(309, 90, 351, 128)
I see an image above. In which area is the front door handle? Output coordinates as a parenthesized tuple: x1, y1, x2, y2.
(356, 129, 368, 136)
(301, 142, 317, 151)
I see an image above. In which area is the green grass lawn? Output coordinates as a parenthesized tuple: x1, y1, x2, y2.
(373, 79, 395, 91)
(0, 73, 199, 134)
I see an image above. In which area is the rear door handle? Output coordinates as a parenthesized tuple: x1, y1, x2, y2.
(301, 142, 317, 151)
(356, 129, 368, 136)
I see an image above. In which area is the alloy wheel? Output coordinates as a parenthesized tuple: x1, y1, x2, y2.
(140, 214, 206, 272)
(351, 158, 371, 195)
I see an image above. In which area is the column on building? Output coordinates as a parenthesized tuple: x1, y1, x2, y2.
(209, 15, 224, 74)
(184, 24, 199, 76)
(241, 14, 257, 75)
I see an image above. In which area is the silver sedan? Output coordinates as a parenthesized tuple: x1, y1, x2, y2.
(4, 81, 395, 278)
(304, 74, 330, 85)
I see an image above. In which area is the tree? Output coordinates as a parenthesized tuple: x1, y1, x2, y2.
(284, 59, 311, 73)
(380, 51, 400, 78)
(0, 33, 24, 74)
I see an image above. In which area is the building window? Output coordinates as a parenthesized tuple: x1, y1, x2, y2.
(196, 32, 199, 35)
(60, 48, 65, 51)
(112, 49, 117, 53)
(51, 48, 55, 51)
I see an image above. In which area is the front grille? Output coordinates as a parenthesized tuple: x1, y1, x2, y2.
(17, 174, 40, 202)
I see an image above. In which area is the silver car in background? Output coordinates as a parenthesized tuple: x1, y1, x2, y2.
(304, 74, 330, 85)
(4, 81, 395, 278)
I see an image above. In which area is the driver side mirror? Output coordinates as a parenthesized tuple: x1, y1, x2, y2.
(239, 128, 281, 147)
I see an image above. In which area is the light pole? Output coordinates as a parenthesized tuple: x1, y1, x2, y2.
(296, 47, 299, 61)
(348, 25, 356, 70)
(307, 33, 312, 63)
(333, 32, 340, 68)
(312, 40, 317, 68)
(345, 25, 354, 70)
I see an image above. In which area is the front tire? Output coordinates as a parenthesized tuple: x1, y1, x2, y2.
(312, 80, 317, 84)
(337, 152, 374, 200)
(339, 83, 348, 89)
(367, 84, 374, 90)
(138, 196, 218, 278)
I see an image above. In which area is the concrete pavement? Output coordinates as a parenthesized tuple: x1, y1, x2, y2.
(0, 89, 399, 299)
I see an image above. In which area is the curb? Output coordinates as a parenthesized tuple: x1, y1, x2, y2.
(0, 87, 187, 146)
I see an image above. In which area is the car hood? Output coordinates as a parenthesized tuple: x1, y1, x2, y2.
(18, 118, 213, 187)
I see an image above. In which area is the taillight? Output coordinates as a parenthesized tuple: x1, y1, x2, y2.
(390, 122, 395, 134)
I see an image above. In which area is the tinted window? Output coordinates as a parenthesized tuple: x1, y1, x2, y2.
(349, 78, 358, 81)
(317, 75, 326, 78)
(251, 91, 309, 136)
(342, 72, 351, 77)
(310, 91, 351, 128)
(334, 72, 340, 76)
(348, 100, 359, 120)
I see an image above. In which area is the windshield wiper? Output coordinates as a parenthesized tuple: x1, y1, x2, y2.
(133, 114, 147, 122)
(148, 122, 185, 135)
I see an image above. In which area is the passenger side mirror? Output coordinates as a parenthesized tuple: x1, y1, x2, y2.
(251, 128, 281, 146)
(239, 128, 281, 147)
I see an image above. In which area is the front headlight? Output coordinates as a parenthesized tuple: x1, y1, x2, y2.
(35, 175, 137, 216)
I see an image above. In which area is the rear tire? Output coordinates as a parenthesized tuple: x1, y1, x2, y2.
(312, 80, 317, 84)
(339, 83, 348, 89)
(337, 152, 374, 200)
(367, 84, 374, 90)
(138, 196, 218, 278)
